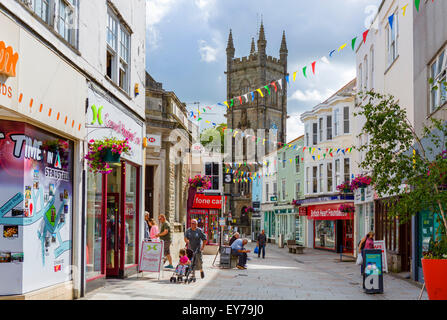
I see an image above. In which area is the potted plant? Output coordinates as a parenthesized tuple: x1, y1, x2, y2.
(356, 90, 447, 300)
(85, 138, 131, 174)
(350, 175, 372, 191)
(188, 175, 212, 192)
(339, 204, 355, 215)
(336, 181, 352, 194)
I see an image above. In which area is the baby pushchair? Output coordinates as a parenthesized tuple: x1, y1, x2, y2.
(170, 248, 199, 284)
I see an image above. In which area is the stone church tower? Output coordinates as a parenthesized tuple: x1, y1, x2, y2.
(224, 22, 288, 235)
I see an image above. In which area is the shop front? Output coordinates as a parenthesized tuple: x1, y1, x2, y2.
(274, 207, 297, 246)
(187, 193, 223, 246)
(306, 203, 354, 254)
(354, 186, 375, 255)
(85, 85, 144, 288)
(0, 11, 85, 299)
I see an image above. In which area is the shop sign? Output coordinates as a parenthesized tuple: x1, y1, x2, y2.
(306, 203, 353, 220)
(139, 240, 163, 273)
(0, 120, 73, 295)
(87, 88, 143, 165)
(270, 196, 277, 202)
(192, 194, 222, 209)
(298, 206, 307, 216)
(146, 134, 161, 147)
(219, 217, 226, 227)
(373, 240, 388, 273)
(363, 249, 384, 294)
(252, 201, 260, 209)
(0, 41, 19, 77)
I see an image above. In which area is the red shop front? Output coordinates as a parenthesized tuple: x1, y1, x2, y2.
(306, 203, 354, 254)
(187, 194, 224, 245)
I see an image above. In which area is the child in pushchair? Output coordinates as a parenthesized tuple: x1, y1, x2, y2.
(170, 248, 198, 284)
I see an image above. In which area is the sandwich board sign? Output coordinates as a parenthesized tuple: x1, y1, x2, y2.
(363, 249, 384, 294)
(139, 240, 164, 278)
(373, 240, 388, 273)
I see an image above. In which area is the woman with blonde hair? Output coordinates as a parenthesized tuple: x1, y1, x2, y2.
(148, 218, 159, 241)
(358, 231, 375, 274)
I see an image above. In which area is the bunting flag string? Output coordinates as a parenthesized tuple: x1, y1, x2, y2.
(188, 1, 431, 124)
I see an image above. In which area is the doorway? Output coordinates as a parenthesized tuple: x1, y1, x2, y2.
(342, 219, 354, 254)
(145, 166, 154, 219)
(106, 193, 120, 276)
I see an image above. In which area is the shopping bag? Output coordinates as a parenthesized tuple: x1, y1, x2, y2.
(356, 254, 363, 265)
(254, 246, 259, 254)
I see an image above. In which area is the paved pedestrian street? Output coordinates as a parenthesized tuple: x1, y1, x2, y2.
(83, 243, 427, 300)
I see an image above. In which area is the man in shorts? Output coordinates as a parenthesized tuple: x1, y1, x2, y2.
(184, 219, 207, 279)
(156, 214, 173, 269)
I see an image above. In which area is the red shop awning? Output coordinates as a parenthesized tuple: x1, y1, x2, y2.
(306, 203, 353, 220)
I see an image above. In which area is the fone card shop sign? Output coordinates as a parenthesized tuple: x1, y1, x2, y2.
(192, 194, 222, 209)
(307, 203, 353, 220)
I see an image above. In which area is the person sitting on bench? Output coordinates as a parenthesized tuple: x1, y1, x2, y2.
(230, 238, 250, 270)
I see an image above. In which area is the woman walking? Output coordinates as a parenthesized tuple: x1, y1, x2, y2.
(358, 231, 375, 274)
(148, 218, 159, 241)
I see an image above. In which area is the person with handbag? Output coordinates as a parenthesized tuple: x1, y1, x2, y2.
(256, 229, 267, 259)
(358, 232, 375, 274)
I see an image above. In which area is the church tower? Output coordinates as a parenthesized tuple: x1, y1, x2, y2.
(224, 22, 289, 234)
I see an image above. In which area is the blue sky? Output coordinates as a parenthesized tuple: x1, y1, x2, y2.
(145, 0, 381, 141)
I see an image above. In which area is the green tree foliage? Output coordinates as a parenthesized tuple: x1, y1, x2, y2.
(355, 91, 447, 258)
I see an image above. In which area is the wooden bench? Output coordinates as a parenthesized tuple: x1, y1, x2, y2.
(287, 240, 304, 254)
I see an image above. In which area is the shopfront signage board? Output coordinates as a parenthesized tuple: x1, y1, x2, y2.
(373, 240, 388, 273)
(139, 240, 164, 278)
(363, 249, 384, 294)
(192, 194, 222, 209)
(306, 203, 353, 220)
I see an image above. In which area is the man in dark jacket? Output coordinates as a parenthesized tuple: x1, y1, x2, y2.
(257, 229, 267, 259)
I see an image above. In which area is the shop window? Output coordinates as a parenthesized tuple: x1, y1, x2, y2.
(125, 164, 137, 266)
(315, 220, 336, 250)
(86, 172, 103, 279)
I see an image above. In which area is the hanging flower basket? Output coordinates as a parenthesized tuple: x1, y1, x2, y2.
(292, 199, 300, 206)
(339, 204, 355, 214)
(336, 181, 352, 194)
(244, 206, 254, 213)
(351, 175, 372, 191)
(188, 175, 212, 192)
(85, 138, 131, 174)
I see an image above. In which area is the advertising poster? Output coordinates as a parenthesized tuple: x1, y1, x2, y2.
(363, 249, 384, 294)
(0, 120, 73, 295)
(373, 240, 388, 273)
(139, 240, 164, 273)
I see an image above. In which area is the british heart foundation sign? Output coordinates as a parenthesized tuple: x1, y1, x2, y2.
(192, 194, 223, 209)
(0, 41, 19, 77)
(306, 203, 353, 220)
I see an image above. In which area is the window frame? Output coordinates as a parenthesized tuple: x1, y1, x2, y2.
(327, 162, 333, 193)
(106, 7, 131, 94)
(326, 115, 333, 140)
(343, 106, 350, 134)
(430, 47, 447, 113)
(386, 12, 398, 67)
(312, 166, 318, 194)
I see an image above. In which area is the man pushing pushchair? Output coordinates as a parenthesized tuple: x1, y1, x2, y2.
(184, 219, 207, 280)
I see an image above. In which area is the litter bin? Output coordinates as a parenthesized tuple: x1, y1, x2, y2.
(278, 234, 284, 248)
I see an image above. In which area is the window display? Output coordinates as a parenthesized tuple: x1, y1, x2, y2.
(125, 164, 137, 266)
(314, 220, 336, 250)
(86, 172, 102, 279)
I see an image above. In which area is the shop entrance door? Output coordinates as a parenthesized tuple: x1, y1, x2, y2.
(342, 219, 354, 254)
(106, 193, 120, 277)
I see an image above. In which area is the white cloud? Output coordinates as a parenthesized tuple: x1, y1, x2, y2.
(287, 112, 305, 142)
(146, 0, 179, 51)
(290, 89, 335, 102)
(193, 0, 217, 22)
(198, 40, 219, 63)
